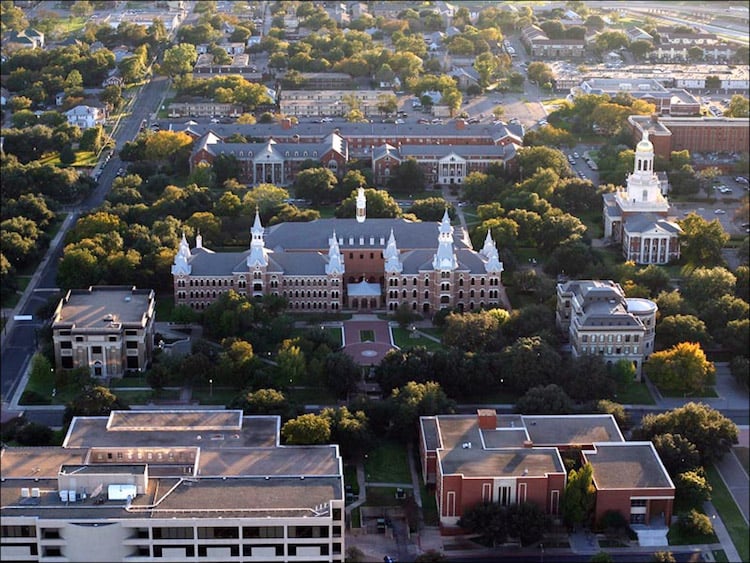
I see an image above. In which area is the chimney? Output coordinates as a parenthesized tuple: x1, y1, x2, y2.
(281, 117, 293, 130)
(477, 409, 497, 430)
(455, 119, 465, 130)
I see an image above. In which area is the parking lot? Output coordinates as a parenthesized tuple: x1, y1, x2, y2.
(670, 175, 749, 236)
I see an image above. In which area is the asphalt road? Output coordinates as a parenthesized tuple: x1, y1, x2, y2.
(0, 75, 173, 413)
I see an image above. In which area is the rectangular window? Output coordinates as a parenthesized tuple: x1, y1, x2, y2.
(482, 483, 491, 502)
(153, 527, 194, 539)
(126, 341, 138, 349)
(243, 526, 284, 539)
(197, 526, 239, 539)
(92, 346, 102, 354)
(446, 491, 456, 517)
(581, 335, 588, 343)
(60, 341, 72, 349)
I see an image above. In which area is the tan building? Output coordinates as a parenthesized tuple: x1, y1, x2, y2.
(279, 90, 383, 117)
(556, 280, 657, 378)
(0, 410, 345, 562)
(172, 192, 505, 315)
(51, 286, 155, 378)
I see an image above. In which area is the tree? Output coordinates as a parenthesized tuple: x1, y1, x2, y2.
(335, 188, 401, 219)
(681, 267, 736, 308)
(675, 469, 712, 506)
(590, 554, 614, 563)
(143, 130, 193, 162)
(507, 501, 551, 546)
(276, 338, 306, 385)
(724, 94, 749, 118)
(323, 352, 361, 399)
(656, 315, 711, 350)
(629, 39, 654, 60)
(501, 336, 561, 393)
(231, 388, 292, 417)
(414, 550, 447, 562)
(678, 214, 730, 267)
(645, 342, 715, 394)
(408, 198, 452, 222)
(388, 158, 426, 193)
(281, 413, 331, 445)
(162, 43, 198, 77)
(242, 183, 290, 219)
(516, 146, 569, 179)
(320, 406, 373, 459)
(389, 381, 454, 442)
(294, 167, 338, 205)
(633, 402, 738, 464)
(442, 310, 507, 353)
(677, 509, 713, 537)
(652, 433, 701, 476)
(458, 502, 509, 547)
(562, 463, 596, 528)
(376, 92, 398, 116)
(64, 386, 129, 425)
(515, 384, 573, 415)
(652, 552, 676, 563)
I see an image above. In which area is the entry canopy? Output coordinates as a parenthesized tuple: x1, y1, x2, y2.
(347, 281, 381, 297)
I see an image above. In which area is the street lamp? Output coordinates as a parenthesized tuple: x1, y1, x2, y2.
(209, 378, 213, 397)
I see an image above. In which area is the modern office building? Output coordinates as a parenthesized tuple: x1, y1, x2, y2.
(556, 279, 657, 378)
(602, 129, 682, 264)
(172, 191, 505, 314)
(0, 410, 345, 562)
(51, 286, 156, 379)
(419, 410, 674, 546)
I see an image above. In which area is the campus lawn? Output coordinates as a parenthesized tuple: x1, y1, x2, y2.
(109, 376, 148, 388)
(20, 367, 78, 405)
(391, 327, 443, 351)
(658, 386, 718, 399)
(285, 386, 338, 406)
(191, 386, 238, 405)
(364, 486, 405, 507)
(364, 441, 411, 484)
(706, 464, 750, 563)
(615, 379, 655, 405)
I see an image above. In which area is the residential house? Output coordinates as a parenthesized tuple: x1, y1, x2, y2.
(65, 105, 106, 129)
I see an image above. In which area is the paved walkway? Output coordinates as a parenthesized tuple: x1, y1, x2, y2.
(703, 501, 741, 562)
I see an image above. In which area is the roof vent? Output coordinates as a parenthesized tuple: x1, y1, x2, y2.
(124, 296, 131, 302)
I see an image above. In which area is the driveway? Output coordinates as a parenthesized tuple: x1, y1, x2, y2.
(342, 317, 396, 367)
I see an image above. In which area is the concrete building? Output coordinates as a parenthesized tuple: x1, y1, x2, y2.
(51, 286, 156, 378)
(628, 114, 750, 162)
(572, 78, 700, 116)
(172, 196, 504, 315)
(279, 90, 383, 117)
(602, 129, 681, 264)
(520, 25, 586, 59)
(419, 410, 674, 546)
(0, 410, 345, 562)
(556, 280, 657, 377)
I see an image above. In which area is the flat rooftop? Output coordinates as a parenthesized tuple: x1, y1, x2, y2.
(585, 443, 674, 490)
(197, 446, 340, 477)
(53, 287, 153, 329)
(64, 414, 278, 449)
(107, 410, 242, 431)
(1, 448, 89, 479)
(522, 415, 624, 446)
(439, 447, 563, 478)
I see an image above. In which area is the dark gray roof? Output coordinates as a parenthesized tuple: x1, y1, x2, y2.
(188, 248, 248, 276)
(265, 218, 471, 251)
(623, 214, 681, 234)
(271, 251, 328, 275)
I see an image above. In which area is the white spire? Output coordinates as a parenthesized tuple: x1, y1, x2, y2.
(171, 232, 192, 275)
(247, 208, 268, 268)
(384, 229, 403, 273)
(356, 187, 366, 223)
(432, 209, 458, 271)
(195, 229, 203, 249)
(325, 230, 345, 275)
(480, 229, 495, 258)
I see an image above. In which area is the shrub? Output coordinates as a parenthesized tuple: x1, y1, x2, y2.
(677, 509, 713, 537)
(20, 390, 51, 405)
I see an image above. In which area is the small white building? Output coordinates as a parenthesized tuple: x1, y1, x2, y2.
(65, 105, 106, 129)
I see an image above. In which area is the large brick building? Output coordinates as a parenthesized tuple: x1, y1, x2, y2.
(182, 120, 523, 187)
(628, 115, 750, 160)
(420, 410, 674, 546)
(172, 191, 505, 314)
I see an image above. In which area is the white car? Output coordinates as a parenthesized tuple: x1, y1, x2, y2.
(320, 117, 333, 123)
(714, 209, 726, 214)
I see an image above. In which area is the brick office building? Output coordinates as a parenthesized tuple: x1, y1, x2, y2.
(628, 114, 750, 160)
(419, 410, 674, 546)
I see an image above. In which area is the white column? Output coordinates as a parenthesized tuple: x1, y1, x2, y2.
(658, 237, 665, 263)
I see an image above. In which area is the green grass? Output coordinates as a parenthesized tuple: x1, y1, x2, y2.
(109, 376, 148, 388)
(350, 507, 361, 528)
(391, 327, 444, 351)
(659, 386, 719, 398)
(116, 389, 181, 405)
(364, 486, 407, 506)
(154, 292, 175, 322)
(20, 366, 78, 405)
(37, 150, 98, 167)
(344, 464, 359, 497)
(713, 550, 729, 562)
(734, 447, 749, 474)
(191, 386, 238, 405)
(616, 380, 655, 405)
(359, 329, 375, 342)
(667, 519, 718, 546)
(706, 464, 750, 563)
(365, 441, 412, 484)
(468, 388, 520, 404)
(286, 386, 338, 405)
(420, 483, 439, 526)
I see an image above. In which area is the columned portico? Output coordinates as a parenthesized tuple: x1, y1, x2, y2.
(253, 161, 284, 185)
(439, 153, 466, 184)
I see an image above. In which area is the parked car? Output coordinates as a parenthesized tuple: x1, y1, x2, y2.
(715, 209, 726, 214)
